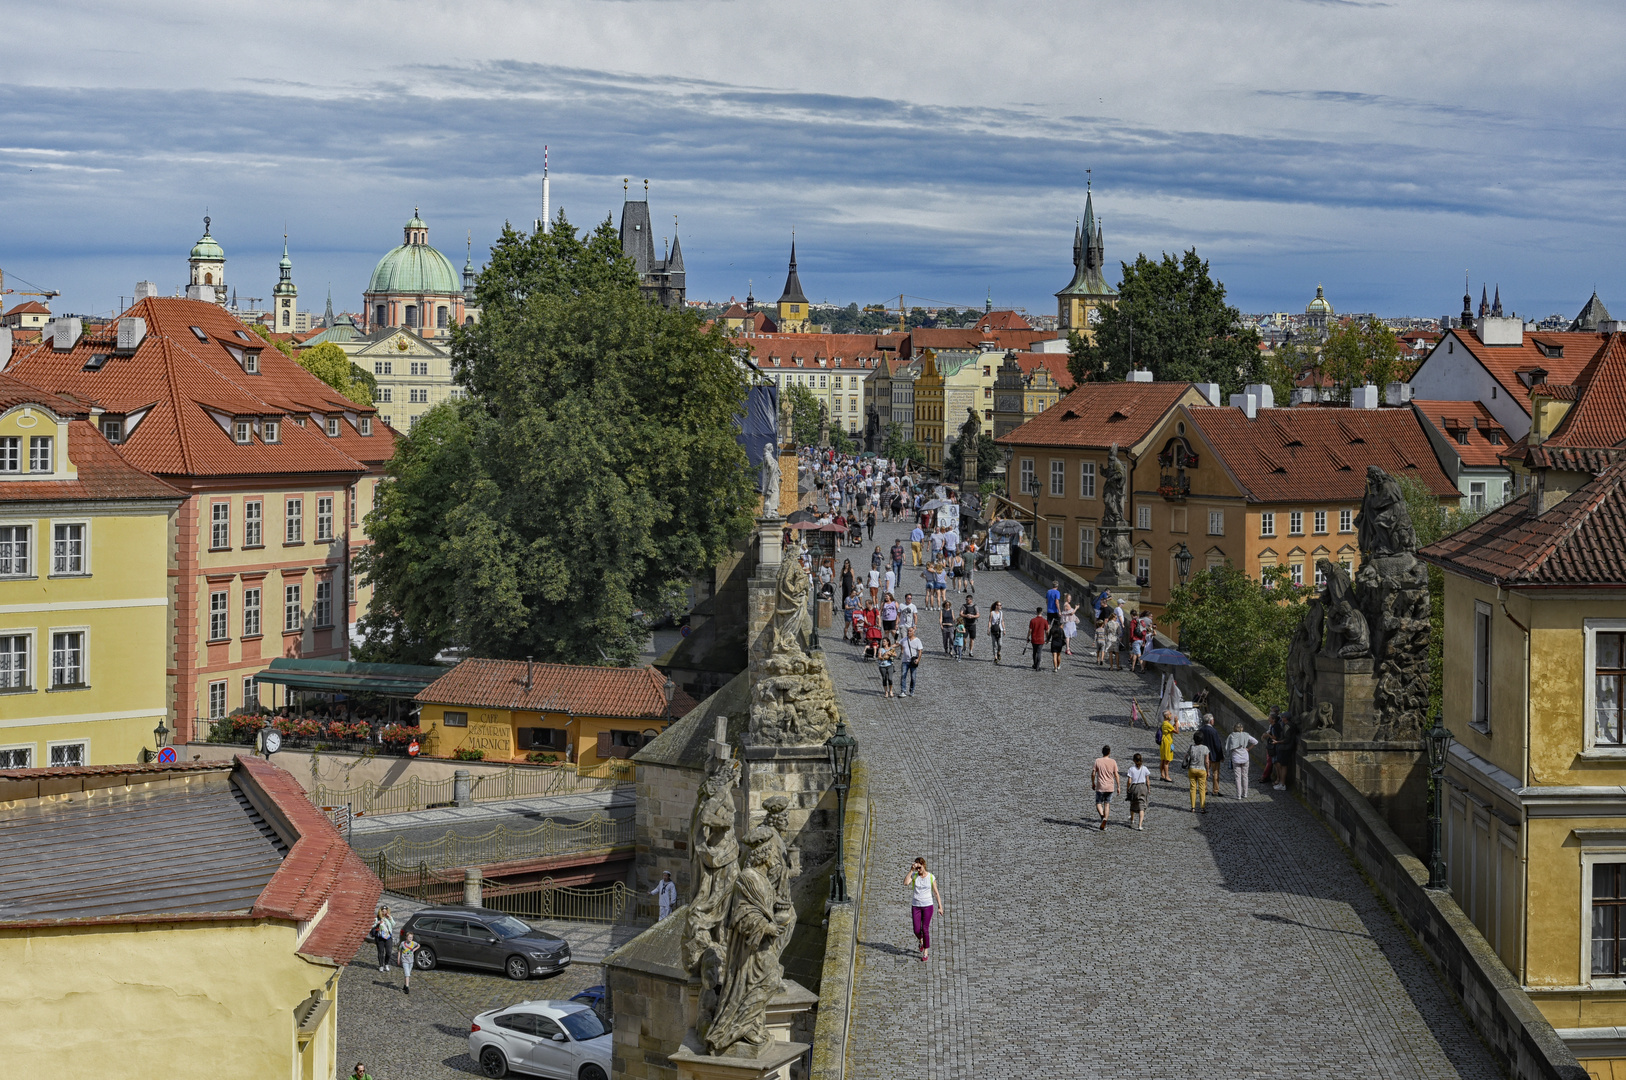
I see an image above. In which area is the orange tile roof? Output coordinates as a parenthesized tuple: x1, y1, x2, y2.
(1543, 333, 1626, 450)
(1186, 405, 1457, 503)
(0, 419, 182, 503)
(1423, 328, 1605, 415)
(4, 301, 50, 317)
(417, 658, 696, 720)
(903, 328, 1052, 357)
(996, 381, 1195, 449)
(1016, 354, 1075, 391)
(973, 310, 1032, 331)
(721, 302, 749, 318)
(1409, 399, 1509, 469)
(5, 297, 395, 479)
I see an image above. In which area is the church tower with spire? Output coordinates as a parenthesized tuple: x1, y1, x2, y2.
(776, 239, 809, 333)
(273, 235, 298, 330)
(617, 179, 686, 310)
(1054, 180, 1117, 342)
(188, 215, 227, 304)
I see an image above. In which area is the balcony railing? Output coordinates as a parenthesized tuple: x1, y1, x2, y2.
(1158, 472, 1191, 501)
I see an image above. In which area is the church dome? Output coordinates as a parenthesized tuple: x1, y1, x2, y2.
(190, 223, 224, 262)
(1305, 284, 1334, 316)
(369, 224, 460, 295)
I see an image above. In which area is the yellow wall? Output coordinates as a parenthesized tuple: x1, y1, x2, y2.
(777, 301, 808, 333)
(419, 702, 669, 767)
(0, 408, 174, 766)
(0, 918, 340, 1079)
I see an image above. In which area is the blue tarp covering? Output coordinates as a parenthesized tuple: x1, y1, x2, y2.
(739, 384, 779, 467)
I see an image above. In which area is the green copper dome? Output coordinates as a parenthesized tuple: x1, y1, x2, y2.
(369, 212, 459, 295)
(190, 217, 224, 261)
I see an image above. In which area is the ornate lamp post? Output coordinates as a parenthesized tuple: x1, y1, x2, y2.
(153, 720, 170, 749)
(808, 567, 821, 651)
(825, 719, 858, 904)
(1426, 714, 1454, 889)
(1174, 542, 1193, 648)
(1026, 476, 1041, 552)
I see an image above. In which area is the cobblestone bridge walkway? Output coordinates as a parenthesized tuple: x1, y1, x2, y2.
(830, 521, 1498, 1080)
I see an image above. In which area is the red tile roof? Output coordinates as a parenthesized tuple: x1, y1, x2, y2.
(417, 659, 696, 720)
(997, 381, 1196, 449)
(236, 755, 381, 966)
(1421, 329, 1606, 416)
(1409, 399, 1509, 469)
(4, 301, 51, 317)
(1542, 333, 1626, 450)
(721, 303, 749, 318)
(1421, 458, 1626, 586)
(903, 328, 1052, 358)
(0, 418, 182, 503)
(1186, 405, 1458, 503)
(973, 310, 1032, 331)
(1016, 353, 1075, 391)
(6, 297, 394, 479)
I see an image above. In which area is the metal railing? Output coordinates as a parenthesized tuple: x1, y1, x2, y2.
(482, 879, 637, 924)
(355, 814, 632, 874)
(310, 761, 634, 817)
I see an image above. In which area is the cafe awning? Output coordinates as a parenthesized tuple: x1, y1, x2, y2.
(252, 658, 449, 698)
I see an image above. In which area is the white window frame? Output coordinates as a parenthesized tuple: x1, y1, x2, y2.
(263, 420, 280, 444)
(210, 502, 230, 550)
(47, 739, 87, 767)
(284, 583, 303, 633)
(0, 522, 32, 577)
(208, 589, 229, 642)
(285, 498, 303, 543)
(243, 676, 259, 707)
(316, 496, 334, 541)
(1260, 512, 1276, 538)
(1208, 510, 1225, 536)
(244, 500, 262, 547)
(1290, 562, 1303, 586)
(208, 680, 228, 720)
(234, 420, 252, 444)
(1314, 509, 1328, 535)
(314, 579, 333, 628)
(1137, 505, 1151, 531)
(1019, 458, 1034, 496)
(0, 630, 34, 690)
(29, 435, 52, 473)
(243, 586, 262, 637)
(1340, 508, 1354, 533)
(49, 520, 89, 576)
(0, 743, 34, 768)
(1079, 526, 1096, 567)
(1578, 843, 1626, 988)
(1289, 511, 1303, 536)
(360, 417, 373, 436)
(326, 416, 340, 437)
(1049, 459, 1065, 497)
(1048, 523, 1064, 562)
(1137, 554, 1151, 584)
(101, 417, 124, 444)
(48, 626, 87, 689)
(1079, 461, 1096, 499)
(0, 436, 18, 472)
(1583, 620, 1626, 756)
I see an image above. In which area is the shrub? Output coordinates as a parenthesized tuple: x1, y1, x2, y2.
(271, 716, 322, 739)
(323, 719, 372, 741)
(525, 752, 561, 764)
(452, 748, 485, 761)
(208, 713, 265, 745)
(378, 724, 417, 747)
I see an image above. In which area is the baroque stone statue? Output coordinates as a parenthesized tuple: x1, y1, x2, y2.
(817, 403, 829, 448)
(1318, 559, 1370, 659)
(682, 733, 741, 1039)
(759, 442, 780, 508)
(750, 558, 841, 745)
(760, 795, 798, 968)
(1354, 466, 1432, 736)
(1286, 596, 1323, 724)
(704, 826, 786, 1057)
(1094, 443, 1134, 572)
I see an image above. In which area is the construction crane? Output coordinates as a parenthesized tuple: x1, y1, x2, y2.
(0, 267, 61, 304)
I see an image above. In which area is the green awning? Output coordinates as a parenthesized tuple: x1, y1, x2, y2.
(252, 658, 449, 698)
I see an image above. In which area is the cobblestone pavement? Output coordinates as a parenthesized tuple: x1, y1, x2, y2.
(835, 523, 1500, 1080)
(336, 916, 642, 1080)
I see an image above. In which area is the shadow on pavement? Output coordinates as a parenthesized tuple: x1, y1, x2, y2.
(1253, 911, 1373, 939)
(858, 940, 917, 959)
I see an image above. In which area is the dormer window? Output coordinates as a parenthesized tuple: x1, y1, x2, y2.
(190, 326, 208, 342)
(233, 330, 251, 341)
(1487, 430, 1502, 445)
(234, 420, 252, 445)
(360, 417, 373, 436)
(101, 417, 124, 444)
(326, 417, 340, 437)
(243, 350, 259, 374)
(263, 420, 280, 444)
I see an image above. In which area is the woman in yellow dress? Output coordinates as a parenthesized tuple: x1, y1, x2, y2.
(1158, 710, 1177, 781)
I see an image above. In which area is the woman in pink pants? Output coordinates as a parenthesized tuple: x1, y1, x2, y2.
(906, 857, 945, 962)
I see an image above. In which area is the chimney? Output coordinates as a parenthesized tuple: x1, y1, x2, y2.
(134, 281, 159, 302)
(524, 655, 534, 690)
(1291, 387, 1317, 406)
(1350, 384, 1380, 409)
(186, 284, 214, 302)
(49, 318, 82, 351)
(1244, 383, 1275, 409)
(1474, 315, 1523, 346)
(1229, 392, 1258, 419)
(115, 316, 146, 353)
(1195, 382, 1221, 407)
(1126, 368, 1153, 383)
(0, 328, 10, 372)
(1602, 321, 1626, 334)
(1384, 381, 1413, 406)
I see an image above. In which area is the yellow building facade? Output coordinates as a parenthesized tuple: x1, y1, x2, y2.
(0, 382, 181, 767)
(914, 351, 945, 467)
(1422, 455, 1626, 1075)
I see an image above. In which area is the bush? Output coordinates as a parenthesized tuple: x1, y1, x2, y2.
(1165, 562, 1310, 713)
(272, 716, 323, 739)
(208, 713, 266, 745)
(378, 724, 418, 748)
(452, 748, 485, 761)
(525, 751, 561, 764)
(323, 719, 372, 741)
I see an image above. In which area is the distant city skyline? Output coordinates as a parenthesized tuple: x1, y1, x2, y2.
(2, 1, 1621, 326)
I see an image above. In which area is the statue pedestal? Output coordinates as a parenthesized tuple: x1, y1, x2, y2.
(670, 1040, 808, 1080)
(1314, 654, 1377, 738)
(740, 743, 834, 880)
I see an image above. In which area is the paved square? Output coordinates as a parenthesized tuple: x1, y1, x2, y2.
(833, 522, 1500, 1080)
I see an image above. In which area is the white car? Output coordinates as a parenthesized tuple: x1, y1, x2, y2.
(470, 1000, 611, 1080)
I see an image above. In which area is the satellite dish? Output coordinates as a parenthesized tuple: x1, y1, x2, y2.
(263, 730, 282, 755)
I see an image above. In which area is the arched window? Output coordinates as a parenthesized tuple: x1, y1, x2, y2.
(281, 310, 290, 327)
(374, 304, 386, 327)
(464, 315, 474, 326)
(404, 305, 418, 328)
(437, 306, 448, 329)
(204, 272, 213, 285)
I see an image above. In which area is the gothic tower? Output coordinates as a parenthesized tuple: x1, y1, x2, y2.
(1054, 183, 1117, 341)
(776, 239, 809, 333)
(273, 235, 298, 330)
(188, 216, 227, 304)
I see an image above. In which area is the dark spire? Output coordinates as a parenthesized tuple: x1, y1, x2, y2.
(1492, 284, 1503, 317)
(1462, 271, 1473, 326)
(1570, 290, 1613, 331)
(778, 238, 807, 305)
(1479, 285, 1489, 318)
(667, 219, 684, 274)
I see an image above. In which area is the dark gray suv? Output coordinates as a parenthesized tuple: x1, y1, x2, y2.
(399, 906, 571, 981)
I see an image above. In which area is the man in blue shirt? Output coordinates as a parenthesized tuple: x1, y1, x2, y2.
(1046, 581, 1062, 617)
(910, 525, 925, 566)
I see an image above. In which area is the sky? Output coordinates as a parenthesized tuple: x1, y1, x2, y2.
(3, 0, 1623, 323)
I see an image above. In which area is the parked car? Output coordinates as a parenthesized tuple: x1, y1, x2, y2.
(398, 906, 570, 981)
(470, 999, 611, 1079)
(568, 985, 607, 1021)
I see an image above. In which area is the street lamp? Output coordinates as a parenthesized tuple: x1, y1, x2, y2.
(825, 719, 858, 904)
(1175, 542, 1193, 585)
(808, 568, 821, 651)
(1425, 714, 1454, 890)
(153, 720, 170, 748)
(1026, 477, 1041, 551)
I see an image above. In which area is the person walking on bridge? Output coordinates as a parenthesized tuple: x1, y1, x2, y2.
(906, 857, 944, 963)
(1091, 746, 1120, 831)
(1184, 736, 1211, 814)
(652, 871, 678, 920)
(988, 600, 1004, 663)
(1028, 607, 1049, 671)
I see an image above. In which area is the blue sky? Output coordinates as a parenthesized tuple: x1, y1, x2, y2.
(3, 0, 1623, 322)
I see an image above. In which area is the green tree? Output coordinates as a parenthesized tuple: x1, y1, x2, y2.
(348, 362, 378, 404)
(358, 212, 756, 665)
(944, 432, 999, 483)
(1067, 249, 1262, 396)
(882, 424, 922, 468)
(1319, 319, 1400, 402)
(829, 425, 856, 455)
(784, 383, 822, 448)
(250, 322, 295, 357)
(1165, 562, 1310, 712)
(297, 341, 366, 402)
(1397, 473, 1486, 722)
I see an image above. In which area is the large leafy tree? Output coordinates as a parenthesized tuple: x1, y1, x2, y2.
(296, 341, 368, 402)
(1165, 562, 1309, 712)
(882, 424, 922, 468)
(1068, 249, 1262, 396)
(1319, 319, 1401, 402)
(784, 383, 822, 448)
(944, 432, 999, 483)
(357, 214, 756, 664)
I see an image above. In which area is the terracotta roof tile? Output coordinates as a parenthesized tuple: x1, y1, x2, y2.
(1410, 399, 1509, 468)
(1419, 328, 1606, 416)
(1421, 459, 1626, 585)
(3, 301, 50, 317)
(1186, 405, 1457, 503)
(1015, 353, 1074, 390)
(996, 381, 1196, 449)
(973, 310, 1033, 331)
(416, 659, 694, 720)
(1544, 333, 1626, 450)
(0, 419, 183, 502)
